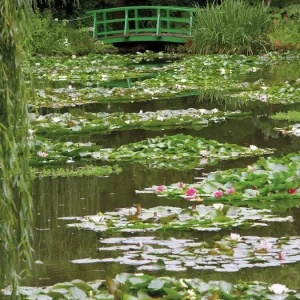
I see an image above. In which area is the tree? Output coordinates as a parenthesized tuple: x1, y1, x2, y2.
(0, 0, 34, 297)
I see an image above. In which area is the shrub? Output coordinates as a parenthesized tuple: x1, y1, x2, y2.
(191, 0, 271, 54)
(268, 19, 300, 51)
(30, 11, 108, 55)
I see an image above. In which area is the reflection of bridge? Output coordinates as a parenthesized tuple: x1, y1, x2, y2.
(86, 6, 196, 44)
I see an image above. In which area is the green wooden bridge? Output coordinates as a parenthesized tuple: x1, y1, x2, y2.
(86, 6, 196, 44)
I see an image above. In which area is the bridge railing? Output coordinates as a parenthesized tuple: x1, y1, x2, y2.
(86, 6, 195, 40)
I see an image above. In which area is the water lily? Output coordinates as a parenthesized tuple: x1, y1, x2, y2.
(155, 185, 165, 194)
(226, 187, 234, 194)
(230, 233, 242, 241)
(247, 165, 255, 172)
(177, 182, 185, 188)
(288, 189, 297, 194)
(260, 240, 272, 251)
(249, 145, 258, 151)
(269, 284, 288, 294)
(200, 158, 208, 164)
(253, 186, 258, 190)
(179, 278, 188, 288)
(138, 241, 143, 248)
(185, 188, 197, 196)
(37, 151, 48, 157)
(213, 203, 224, 211)
(66, 158, 75, 163)
(89, 215, 103, 223)
(200, 150, 208, 156)
(278, 252, 286, 260)
(214, 190, 223, 198)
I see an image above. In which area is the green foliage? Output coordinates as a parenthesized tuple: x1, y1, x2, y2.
(30, 11, 107, 55)
(271, 111, 300, 122)
(192, 0, 271, 54)
(0, 0, 34, 296)
(12, 273, 299, 299)
(268, 19, 300, 51)
(31, 164, 122, 178)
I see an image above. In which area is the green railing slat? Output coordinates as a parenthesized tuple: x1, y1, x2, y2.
(85, 6, 195, 44)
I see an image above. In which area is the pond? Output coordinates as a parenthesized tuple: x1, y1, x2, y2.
(14, 53, 300, 298)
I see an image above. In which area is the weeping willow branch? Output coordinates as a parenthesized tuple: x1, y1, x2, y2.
(0, 0, 34, 297)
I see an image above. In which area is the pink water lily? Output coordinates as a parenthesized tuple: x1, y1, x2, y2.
(260, 240, 272, 251)
(200, 150, 208, 156)
(177, 182, 186, 188)
(185, 188, 197, 196)
(278, 252, 286, 260)
(37, 151, 48, 157)
(155, 185, 165, 194)
(214, 190, 223, 198)
(226, 187, 235, 194)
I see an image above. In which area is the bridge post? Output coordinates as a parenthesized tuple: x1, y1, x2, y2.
(156, 8, 161, 35)
(124, 8, 129, 35)
(92, 12, 97, 38)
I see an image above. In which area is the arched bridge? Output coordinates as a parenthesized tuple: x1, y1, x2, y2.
(86, 6, 196, 44)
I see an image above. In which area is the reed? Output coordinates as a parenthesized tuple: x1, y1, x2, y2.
(192, 0, 271, 54)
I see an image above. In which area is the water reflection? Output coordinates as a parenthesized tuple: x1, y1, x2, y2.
(27, 59, 300, 290)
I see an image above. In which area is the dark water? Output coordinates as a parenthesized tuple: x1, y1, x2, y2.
(24, 60, 300, 289)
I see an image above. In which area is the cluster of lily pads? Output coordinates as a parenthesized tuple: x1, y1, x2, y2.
(276, 124, 300, 137)
(31, 134, 273, 170)
(61, 204, 292, 233)
(4, 273, 298, 299)
(31, 52, 300, 108)
(30, 164, 122, 178)
(31, 108, 248, 135)
(79, 234, 300, 273)
(147, 153, 300, 201)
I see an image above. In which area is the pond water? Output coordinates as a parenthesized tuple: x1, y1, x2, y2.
(22, 58, 300, 291)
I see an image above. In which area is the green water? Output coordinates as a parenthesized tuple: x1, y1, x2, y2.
(24, 60, 300, 290)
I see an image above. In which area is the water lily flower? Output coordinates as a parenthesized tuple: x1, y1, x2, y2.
(269, 284, 288, 294)
(72, 54, 76, 59)
(66, 158, 75, 163)
(213, 203, 224, 210)
(200, 150, 208, 156)
(226, 187, 235, 194)
(288, 189, 297, 194)
(260, 240, 272, 251)
(185, 188, 197, 196)
(247, 165, 255, 172)
(177, 182, 185, 188)
(37, 151, 48, 157)
(220, 68, 226, 74)
(155, 185, 165, 194)
(214, 190, 223, 198)
(278, 252, 286, 260)
(89, 215, 103, 223)
(230, 233, 242, 241)
(253, 186, 258, 190)
(179, 278, 188, 288)
(249, 145, 258, 151)
(200, 158, 208, 164)
(138, 241, 143, 248)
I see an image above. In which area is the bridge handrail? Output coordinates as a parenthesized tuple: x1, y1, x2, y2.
(85, 6, 196, 15)
(85, 6, 196, 40)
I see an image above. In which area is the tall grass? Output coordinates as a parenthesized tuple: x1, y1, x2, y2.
(192, 0, 271, 54)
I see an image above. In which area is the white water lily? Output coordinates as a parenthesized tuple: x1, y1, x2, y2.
(249, 145, 258, 151)
(230, 233, 242, 241)
(213, 203, 224, 210)
(179, 279, 188, 288)
(269, 284, 289, 294)
(88, 215, 104, 223)
(220, 67, 226, 74)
